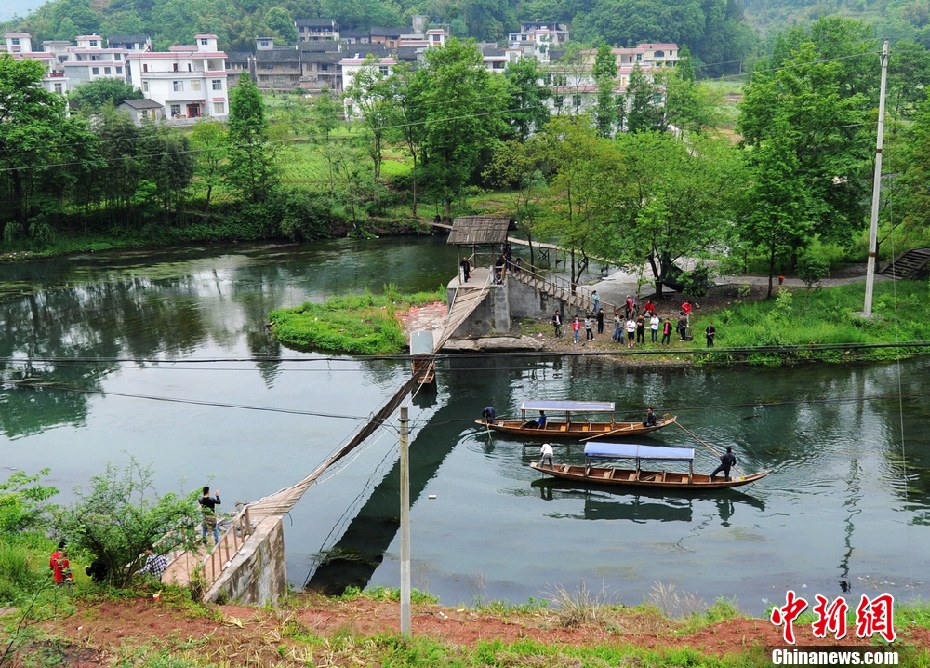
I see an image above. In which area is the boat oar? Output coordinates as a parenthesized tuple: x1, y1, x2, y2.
(675, 420, 751, 481)
(579, 426, 627, 443)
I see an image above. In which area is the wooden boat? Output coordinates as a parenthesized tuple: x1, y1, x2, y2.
(476, 400, 676, 440)
(530, 442, 770, 490)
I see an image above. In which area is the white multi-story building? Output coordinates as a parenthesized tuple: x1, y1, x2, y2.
(508, 22, 569, 62)
(339, 56, 396, 117)
(1, 33, 70, 95)
(62, 34, 130, 86)
(128, 34, 229, 123)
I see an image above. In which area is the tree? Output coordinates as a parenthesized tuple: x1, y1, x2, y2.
(592, 44, 618, 138)
(384, 62, 428, 215)
(0, 56, 98, 230)
(265, 6, 297, 44)
(308, 88, 341, 141)
(190, 120, 227, 212)
(138, 122, 194, 219)
(738, 20, 875, 294)
(56, 459, 201, 587)
(417, 38, 507, 220)
(71, 79, 144, 111)
(613, 131, 744, 297)
(624, 64, 663, 133)
(346, 56, 395, 179)
(662, 46, 723, 136)
(226, 73, 277, 203)
(503, 58, 551, 141)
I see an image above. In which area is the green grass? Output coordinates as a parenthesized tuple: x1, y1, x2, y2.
(694, 280, 930, 365)
(268, 286, 445, 354)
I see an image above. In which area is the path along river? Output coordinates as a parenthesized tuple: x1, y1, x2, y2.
(1, 238, 928, 615)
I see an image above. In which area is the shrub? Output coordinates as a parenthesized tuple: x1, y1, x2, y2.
(0, 469, 59, 534)
(797, 252, 830, 288)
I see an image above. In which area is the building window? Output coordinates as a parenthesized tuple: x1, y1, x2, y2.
(143, 63, 148, 73)
(89, 40, 98, 47)
(173, 80, 183, 91)
(54, 83, 63, 93)
(104, 67, 111, 74)
(115, 53, 121, 60)
(636, 53, 642, 62)
(572, 94, 581, 107)
(11, 37, 20, 46)
(191, 80, 201, 90)
(92, 67, 100, 75)
(170, 104, 181, 116)
(143, 81, 148, 92)
(188, 63, 192, 72)
(214, 101, 225, 114)
(116, 66, 122, 74)
(200, 38, 209, 46)
(173, 63, 179, 72)
(212, 79, 222, 90)
(378, 65, 389, 76)
(655, 50, 664, 58)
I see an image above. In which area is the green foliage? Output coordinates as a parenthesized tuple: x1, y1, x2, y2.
(55, 457, 201, 586)
(0, 469, 58, 534)
(797, 251, 830, 288)
(226, 73, 277, 204)
(337, 585, 440, 604)
(268, 287, 445, 354)
(70, 79, 143, 111)
(678, 263, 715, 297)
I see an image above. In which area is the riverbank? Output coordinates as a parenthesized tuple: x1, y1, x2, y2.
(8, 590, 930, 667)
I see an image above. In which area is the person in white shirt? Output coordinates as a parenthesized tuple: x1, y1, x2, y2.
(650, 314, 660, 343)
(539, 443, 554, 466)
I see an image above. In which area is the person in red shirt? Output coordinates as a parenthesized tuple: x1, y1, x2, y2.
(681, 300, 693, 326)
(49, 541, 73, 586)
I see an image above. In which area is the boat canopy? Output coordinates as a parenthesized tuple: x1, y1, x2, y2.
(520, 400, 615, 412)
(584, 443, 695, 462)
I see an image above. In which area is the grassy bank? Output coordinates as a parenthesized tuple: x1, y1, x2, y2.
(694, 280, 930, 366)
(268, 286, 445, 355)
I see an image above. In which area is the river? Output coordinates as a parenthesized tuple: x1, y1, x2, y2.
(1, 238, 928, 615)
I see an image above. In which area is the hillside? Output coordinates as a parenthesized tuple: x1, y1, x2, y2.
(0, 0, 754, 75)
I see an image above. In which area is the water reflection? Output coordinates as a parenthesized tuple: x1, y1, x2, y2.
(531, 478, 764, 526)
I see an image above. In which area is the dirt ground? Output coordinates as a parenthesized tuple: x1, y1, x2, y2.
(17, 595, 928, 666)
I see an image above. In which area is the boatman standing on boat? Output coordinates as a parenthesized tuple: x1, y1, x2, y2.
(710, 447, 738, 481)
(540, 443, 553, 466)
(482, 406, 496, 423)
(643, 407, 657, 427)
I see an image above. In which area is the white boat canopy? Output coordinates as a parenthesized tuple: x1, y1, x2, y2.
(584, 443, 695, 462)
(520, 400, 615, 412)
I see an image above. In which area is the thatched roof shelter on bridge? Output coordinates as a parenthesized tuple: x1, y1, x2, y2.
(446, 216, 510, 247)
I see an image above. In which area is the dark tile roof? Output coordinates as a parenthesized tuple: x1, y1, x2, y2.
(481, 46, 506, 57)
(255, 47, 300, 63)
(296, 19, 337, 28)
(370, 26, 406, 37)
(226, 51, 251, 62)
(344, 45, 390, 58)
(396, 46, 419, 61)
(447, 217, 511, 245)
(300, 51, 342, 64)
(298, 40, 340, 52)
(119, 98, 164, 110)
(107, 33, 149, 44)
(340, 30, 368, 38)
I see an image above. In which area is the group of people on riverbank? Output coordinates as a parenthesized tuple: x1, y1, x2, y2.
(550, 296, 718, 348)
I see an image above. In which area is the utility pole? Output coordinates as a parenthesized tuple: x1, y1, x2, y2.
(399, 405, 411, 635)
(863, 39, 889, 318)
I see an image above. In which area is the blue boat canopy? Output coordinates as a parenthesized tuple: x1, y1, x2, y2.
(584, 443, 695, 462)
(520, 400, 615, 412)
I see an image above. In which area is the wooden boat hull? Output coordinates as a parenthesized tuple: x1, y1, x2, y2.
(476, 417, 676, 440)
(529, 461, 769, 489)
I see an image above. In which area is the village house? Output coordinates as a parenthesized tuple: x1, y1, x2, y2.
(296, 19, 338, 43)
(127, 34, 229, 123)
(1, 33, 69, 95)
(117, 98, 165, 125)
(61, 34, 130, 86)
(254, 38, 301, 91)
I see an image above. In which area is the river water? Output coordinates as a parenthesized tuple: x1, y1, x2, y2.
(1, 239, 928, 615)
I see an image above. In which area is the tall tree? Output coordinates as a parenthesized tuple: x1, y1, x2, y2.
(0, 56, 97, 229)
(417, 38, 507, 220)
(345, 55, 394, 179)
(226, 73, 277, 203)
(738, 19, 875, 295)
(624, 64, 663, 133)
(503, 58, 551, 141)
(190, 120, 227, 212)
(384, 62, 428, 216)
(592, 44, 618, 138)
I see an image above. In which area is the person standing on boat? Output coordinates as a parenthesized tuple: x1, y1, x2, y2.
(710, 447, 738, 481)
(552, 311, 562, 338)
(539, 443, 554, 466)
(482, 406, 497, 423)
(643, 407, 658, 428)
